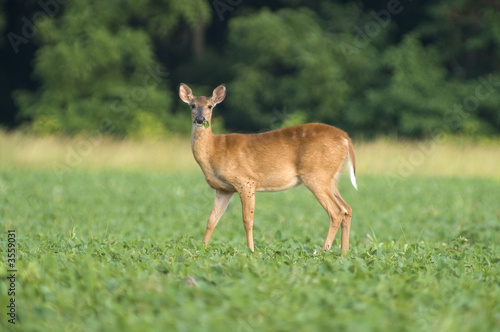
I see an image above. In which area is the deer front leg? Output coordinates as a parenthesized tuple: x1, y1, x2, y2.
(203, 190, 234, 247)
(238, 185, 256, 252)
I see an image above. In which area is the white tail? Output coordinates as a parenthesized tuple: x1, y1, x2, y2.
(348, 151, 358, 190)
(179, 83, 357, 253)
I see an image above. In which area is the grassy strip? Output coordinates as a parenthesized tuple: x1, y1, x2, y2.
(1, 130, 499, 178)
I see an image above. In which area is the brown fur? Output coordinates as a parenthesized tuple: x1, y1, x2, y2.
(179, 83, 356, 253)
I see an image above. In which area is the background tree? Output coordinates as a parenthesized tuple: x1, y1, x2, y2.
(11, 0, 211, 137)
(1, 0, 499, 138)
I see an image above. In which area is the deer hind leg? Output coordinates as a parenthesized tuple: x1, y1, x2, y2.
(334, 189, 352, 254)
(303, 178, 347, 252)
(237, 183, 256, 252)
(203, 190, 234, 247)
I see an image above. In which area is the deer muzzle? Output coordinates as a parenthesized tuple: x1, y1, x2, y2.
(194, 115, 206, 125)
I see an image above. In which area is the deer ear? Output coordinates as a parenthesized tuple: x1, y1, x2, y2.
(179, 83, 193, 103)
(212, 84, 226, 105)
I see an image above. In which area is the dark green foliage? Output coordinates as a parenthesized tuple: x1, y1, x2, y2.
(13, 1, 170, 137)
(226, 8, 352, 131)
(2, 0, 500, 137)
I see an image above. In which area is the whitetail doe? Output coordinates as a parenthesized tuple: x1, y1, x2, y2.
(179, 83, 357, 253)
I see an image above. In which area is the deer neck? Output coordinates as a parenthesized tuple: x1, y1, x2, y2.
(191, 125, 214, 170)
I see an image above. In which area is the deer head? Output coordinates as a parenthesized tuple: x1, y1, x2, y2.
(179, 83, 226, 129)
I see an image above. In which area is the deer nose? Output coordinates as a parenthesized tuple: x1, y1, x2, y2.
(194, 115, 206, 125)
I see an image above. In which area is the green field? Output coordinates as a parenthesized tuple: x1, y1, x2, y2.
(0, 135, 499, 331)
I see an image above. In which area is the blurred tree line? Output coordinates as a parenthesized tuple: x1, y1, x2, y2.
(1, 0, 499, 138)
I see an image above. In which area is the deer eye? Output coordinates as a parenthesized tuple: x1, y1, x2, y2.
(208, 105, 213, 109)
(190, 104, 195, 109)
